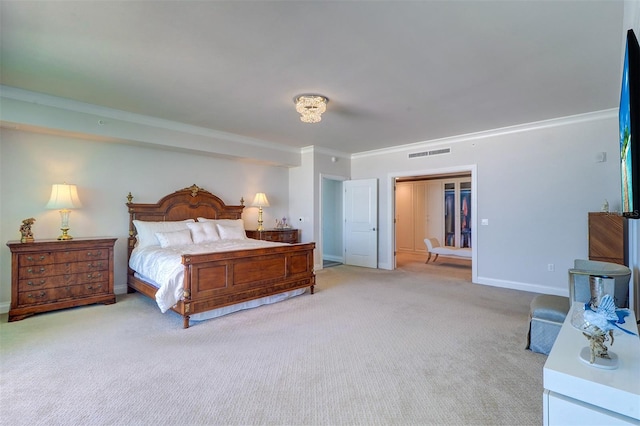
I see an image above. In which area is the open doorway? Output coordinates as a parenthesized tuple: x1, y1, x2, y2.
(389, 165, 477, 283)
(321, 175, 345, 268)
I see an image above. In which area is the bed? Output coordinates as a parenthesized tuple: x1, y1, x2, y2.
(126, 184, 315, 328)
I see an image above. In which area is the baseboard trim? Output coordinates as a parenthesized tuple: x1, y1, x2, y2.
(475, 276, 568, 297)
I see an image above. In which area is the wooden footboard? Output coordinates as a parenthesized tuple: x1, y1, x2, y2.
(180, 242, 315, 327)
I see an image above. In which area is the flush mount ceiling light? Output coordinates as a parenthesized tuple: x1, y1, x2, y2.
(294, 94, 329, 123)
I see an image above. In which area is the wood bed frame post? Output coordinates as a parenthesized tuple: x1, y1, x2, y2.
(182, 277, 192, 329)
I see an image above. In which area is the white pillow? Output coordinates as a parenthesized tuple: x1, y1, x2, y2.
(216, 223, 247, 240)
(186, 221, 220, 244)
(197, 218, 244, 227)
(155, 229, 193, 248)
(133, 219, 195, 248)
(197, 217, 215, 222)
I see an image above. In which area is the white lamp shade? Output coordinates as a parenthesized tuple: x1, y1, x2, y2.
(46, 184, 82, 210)
(252, 192, 270, 207)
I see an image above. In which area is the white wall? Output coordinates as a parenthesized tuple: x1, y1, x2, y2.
(351, 111, 621, 296)
(288, 147, 350, 269)
(0, 129, 290, 311)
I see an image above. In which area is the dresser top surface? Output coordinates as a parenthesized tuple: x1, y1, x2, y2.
(7, 237, 117, 249)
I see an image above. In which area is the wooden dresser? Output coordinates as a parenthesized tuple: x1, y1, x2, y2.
(6, 237, 117, 322)
(588, 212, 625, 265)
(245, 228, 300, 244)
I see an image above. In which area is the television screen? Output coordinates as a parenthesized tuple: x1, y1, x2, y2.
(620, 29, 640, 219)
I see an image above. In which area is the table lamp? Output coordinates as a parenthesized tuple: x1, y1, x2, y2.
(46, 183, 82, 240)
(252, 192, 269, 231)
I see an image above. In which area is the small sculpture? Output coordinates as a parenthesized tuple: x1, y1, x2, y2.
(275, 217, 289, 229)
(19, 218, 36, 243)
(583, 328, 614, 364)
(580, 295, 619, 364)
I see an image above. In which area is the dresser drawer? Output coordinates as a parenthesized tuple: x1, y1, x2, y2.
(54, 248, 109, 263)
(246, 229, 300, 244)
(19, 260, 108, 278)
(18, 281, 109, 306)
(18, 252, 55, 267)
(18, 270, 108, 291)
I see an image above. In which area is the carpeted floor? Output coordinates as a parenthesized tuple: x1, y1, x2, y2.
(0, 256, 545, 425)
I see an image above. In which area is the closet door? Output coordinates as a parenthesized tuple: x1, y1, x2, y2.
(395, 182, 414, 251)
(413, 182, 427, 253)
(444, 182, 456, 247)
(443, 179, 472, 248)
(460, 181, 472, 248)
(426, 181, 443, 244)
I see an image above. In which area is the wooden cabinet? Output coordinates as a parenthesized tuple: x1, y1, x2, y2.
(245, 229, 300, 244)
(7, 237, 117, 322)
(588, 212, 625, 265)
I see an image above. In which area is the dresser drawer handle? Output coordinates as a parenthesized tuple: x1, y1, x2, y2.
(26, 255, 46, 261)
(27, 267, 46, 274)
(27, 280, 46, 287)
(86, 251, 102, 257)
(87, 272, 103, 279)
(87, 262, 103, 269)
(87, 284, 103, 290)
(27, 291, 47, 300)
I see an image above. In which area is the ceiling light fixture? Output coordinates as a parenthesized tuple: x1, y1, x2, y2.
(294, 94, 329, 124)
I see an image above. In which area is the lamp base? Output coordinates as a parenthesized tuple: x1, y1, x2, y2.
(57, 228, 73, 240)
(257, 207, 264, 231)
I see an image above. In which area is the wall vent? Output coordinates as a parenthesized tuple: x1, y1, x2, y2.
(408, 147, 451, 159)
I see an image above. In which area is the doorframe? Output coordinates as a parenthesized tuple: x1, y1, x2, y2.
(387, 164, 478, 283)
(319, 173, 348, 270)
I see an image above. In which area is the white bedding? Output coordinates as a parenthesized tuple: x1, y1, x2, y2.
(129, 239, 288, 313)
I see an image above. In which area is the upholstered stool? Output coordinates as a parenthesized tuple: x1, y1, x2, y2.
(526, 294, 570, 355)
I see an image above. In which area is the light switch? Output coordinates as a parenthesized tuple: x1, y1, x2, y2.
(481, 219, 489, 226)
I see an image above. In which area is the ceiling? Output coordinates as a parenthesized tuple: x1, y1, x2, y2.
(0, 1, 626, 155)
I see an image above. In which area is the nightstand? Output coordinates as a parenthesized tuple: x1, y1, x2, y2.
(245, 229, 300, 244)
(6, 237, 117, 322)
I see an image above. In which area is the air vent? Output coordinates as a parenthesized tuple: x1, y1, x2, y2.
(408, 147, 451, 159)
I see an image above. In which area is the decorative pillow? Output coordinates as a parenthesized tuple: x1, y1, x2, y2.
(196, 217, 216, 222)
(155, 229, 193, 248)
(186, 221, 220, 244)
(133, 219, 195, 248)
(197, 218, 244, 227)
(216, 223, 247, 240)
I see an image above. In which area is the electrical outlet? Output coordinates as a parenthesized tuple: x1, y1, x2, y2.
(547, 263, 555, 272)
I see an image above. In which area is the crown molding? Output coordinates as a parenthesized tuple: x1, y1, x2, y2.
(352, 109, 617, 159)
(0, 85, 300, 155)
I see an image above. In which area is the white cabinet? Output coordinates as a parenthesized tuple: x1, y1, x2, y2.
(543, 304, 640, 425)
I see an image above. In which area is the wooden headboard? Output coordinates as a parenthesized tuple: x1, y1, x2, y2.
(125, 184, 245, 257)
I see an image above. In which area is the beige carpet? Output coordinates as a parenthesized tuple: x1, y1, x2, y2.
(0, 256, 545, 425)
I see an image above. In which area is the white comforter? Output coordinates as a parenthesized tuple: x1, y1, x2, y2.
(129, 239, 286, 313)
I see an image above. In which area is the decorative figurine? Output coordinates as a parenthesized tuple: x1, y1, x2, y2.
(601, 199, 609, 212)
(19, 218, 36, 243)
(583, 328, 614, 364)
(275, 217, 290, 229)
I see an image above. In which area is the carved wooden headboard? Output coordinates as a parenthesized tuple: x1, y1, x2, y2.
(125, 184, 245, 258)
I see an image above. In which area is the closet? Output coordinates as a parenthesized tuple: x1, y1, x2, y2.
(396, 176, 471, 254)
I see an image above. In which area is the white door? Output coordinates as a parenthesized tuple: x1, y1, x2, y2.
(344, 178, 378, 268)
(395, 182, 414, 251)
